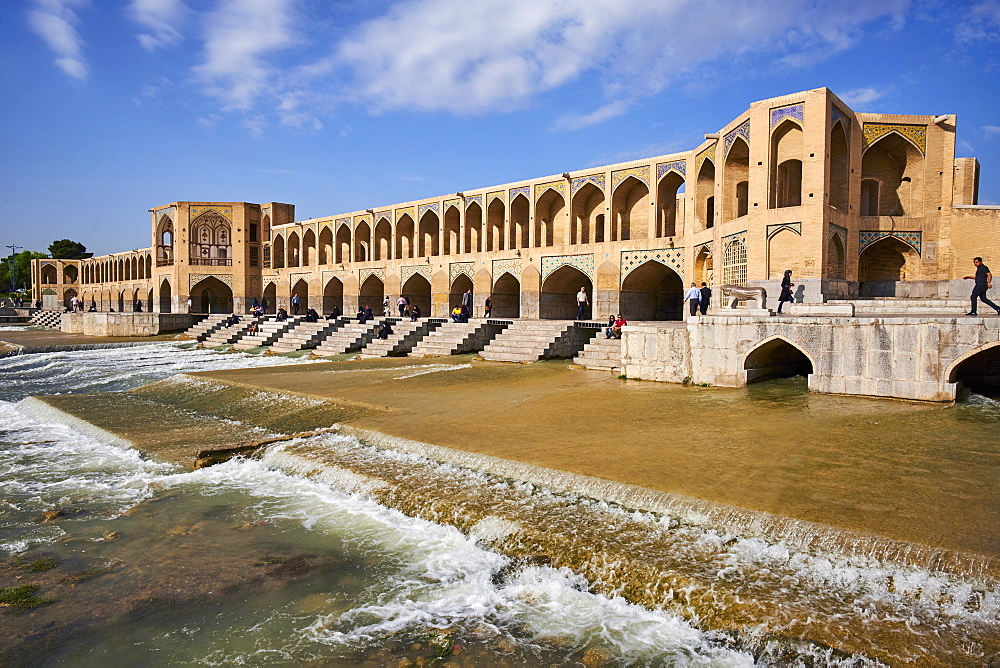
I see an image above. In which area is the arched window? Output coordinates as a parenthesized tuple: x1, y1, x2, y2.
(722, 238, 747, 286)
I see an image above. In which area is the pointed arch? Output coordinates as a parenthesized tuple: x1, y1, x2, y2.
(323, 277, 344, 314)
(696, 159, 716, 230)
(359, 274, 384, 312)
(449, 273, 474, 316)
(540, 265, 592, 320)
(395, 214, 415, 259)
(486, 198, 505, 252)
(354, 222, 371, 263)
(156, 214, 174, 265)
(571, 182, 604, 245)
(302, 229, 316, 266)
(770, 118, 803, 209)
(319, 225, 333, 265)
(620, 260, 683, 321)
(611, 175, 649, 241)
(946, 341, 1000, 398)
(861, 132, 924, 216)
(402, 273, 432, 317)
(374, 218, 392, 261)
(859, 236, 919, 284)
(465, 201, 483, 253)
(535, 188, 565, 247)
(272, 235, 286, 268)
(287, 231, 301, 267)
(829, 122, 850, 212)
(509, 194, 529, 249)
(291, 278, 309, 311)
(723, 136, 749, 221)
(492, 271, 520, 318)
(418, 211, 439, 257)
(190, 276, 233, 314)
(443, 206, 460, 255)
(263, 282, 277, 313)
(189, 210, 232, 265)
(335, 223, 351, 263)
(743, 336, 814, 384)
(656, 172, 685, 238)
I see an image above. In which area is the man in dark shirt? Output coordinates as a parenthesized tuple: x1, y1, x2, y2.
(964, 257, 1000, 316)
(699, 282, 712, 316)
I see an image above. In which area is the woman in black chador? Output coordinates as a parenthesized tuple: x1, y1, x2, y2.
(777, 269, 794, 314)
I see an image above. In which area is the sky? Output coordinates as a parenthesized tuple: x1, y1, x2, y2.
(1, 0, 998, 257)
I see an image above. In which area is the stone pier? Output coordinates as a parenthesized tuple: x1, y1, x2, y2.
(60, 312, 203, 337)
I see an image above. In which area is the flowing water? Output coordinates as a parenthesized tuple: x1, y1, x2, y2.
(2, 343, 1000, 665)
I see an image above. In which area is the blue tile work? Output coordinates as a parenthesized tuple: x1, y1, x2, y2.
(766, 222, 802, 238)
(190, 273, 233, 290)
(336, 218, 351, 230)
(831, 106, 849, 133)
(395, 207, 415, 223)
(375, 212, 392, 225)
(487, 191, 505, 206)
(612, 166, 650, 192)
(465, 194, 483, 209)
(693, 240, 713, 257)
(770, 103, 804, 128)
(359, 267, 386, 285)
(492, 257, 521, 278)
(449, 262, 474, 284)
(401, 264, 432, 286)
(509, 186, 530, 202)
(862, 123, 927, 155)
(620, 248, 685, 284)
(534, 180, 567, 201)
(656, 160, 686, 181)
(859, 230, 922, 256)
(354, 213, 372, 226)
(696, 145, 715, 173)
(571, 173, 606, 195)
(724, 119, 751, 157)
(444, 198, 461, 212)
(829, 222, 847, 244)
(190, 206, 233, 221)
(418, 202, 440, 218)
(540, 253, 594, 282)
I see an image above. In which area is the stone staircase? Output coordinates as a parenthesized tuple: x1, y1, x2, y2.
(312, 318, 388, 356)
(269, 318, 349, 353)
(28, 311, 62, 329)
(479, 320, 597, 362)
(408, 320, 509, 357)
(180, 315, 228, 341)
(358, 319, 445, 358)
(573, 336, 623, 372)
(202, 316, 262, 347)
(231, 316, 304, 350)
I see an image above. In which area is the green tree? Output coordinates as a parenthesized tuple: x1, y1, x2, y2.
(0, 250, 48, 295)
(48, 239, 93, 260)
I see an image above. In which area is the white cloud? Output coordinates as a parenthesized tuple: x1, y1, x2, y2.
(128, 0, 188, 51)
(984, 126, 1000, 139)
(954, 2, 1000, 43)
(27, 0, 89, 80)
(838, 86, 885, 108)
(554, 101, 631, 132)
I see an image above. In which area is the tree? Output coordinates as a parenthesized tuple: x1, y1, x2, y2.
(48, 239, 93, 259)
(1, 250, 48, 294)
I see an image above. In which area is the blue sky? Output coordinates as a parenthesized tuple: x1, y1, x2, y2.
(1, 0, 998, 256)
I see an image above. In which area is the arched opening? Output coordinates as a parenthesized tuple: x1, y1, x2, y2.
(744, 338, 813, 384)
(190, 210, 232, 265)
(535, 189, 565, 247)
(443, 206, 460, 255)
(418, 212, 439, 257)
(572, 182, 604, 245)
(402, 274, 432, 317)
(859, 237, 919, 289)
(620, 261, 683, 321)
(41, 264, 57, 284)
(510, 194, 529, 249)
(767, 229, 804, 279)
(695, 248, 714, 287)
(861, 133, 924, 216)
(291, 278, 309, 312)
(319, 226, 333, 265)
(611, 176, 649, 241)
(492, 272, 520, 318)
(465, 202, 483, 253)
(540, 265, 592, 320)
(145, 254, 152, 279)
(131, 288, 141, 312)
(287, 231, 301, 267)
(949, 343, 1000, 398)
(724, 137, 750, 221)
(146, 288, 153, 313)
(826, 234, 847, 280)
(336, 224, 352, 263)
(359, 275, 384, 314)
(192, 276, 233, 314)
(449, 274, 474, 317)
(263, 283, 277, 313)
(323, 278, 343, 314)
(770, 119, 803, 209)
(374, 218, 392, 261)
(656, 172, 685, 238)
(117, 290, 126, 313)
(722, 238, 748, 286)
(273, 235, 286, 269)
(696, 159, 716, 230)
(157, 215, 174, 265)
(830, 123, 850, 212)
(302, 229, 316, 267)
(64, 288, 78, 310)
(486, 198, 505, 252)
(63, 265, 78, 284)
(354, 223, 371, 263)
(395, 214, 415, 259)
(860, 179, 880, 216)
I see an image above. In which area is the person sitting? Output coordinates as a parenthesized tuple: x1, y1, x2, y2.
(247, 321, 259, 336)
(327, 305, 341, 320)
(276, 308, 288, 322)
(606, 314, 627, 339)
(357, 307, 368, 324)
(377, 321, 393, 340)
(451, 305, 463, 323)
(305, 308, 319, 323)
(409, 304, 420, 321)
(363, 305, 373, 321)
(88, 301, 97, 312)
(134, 300, 143, 313)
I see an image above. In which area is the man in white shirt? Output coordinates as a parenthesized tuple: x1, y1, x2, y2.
(684, 283, 702, 317)
(576, 287, 589, 320)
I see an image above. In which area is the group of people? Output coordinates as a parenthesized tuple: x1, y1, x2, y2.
(394, 295, 421, 320)
(683, 282, 714, 316)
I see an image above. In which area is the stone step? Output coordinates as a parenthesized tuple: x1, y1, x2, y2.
(480, 321, 595, 362)
(408, 320, 508, 357)
(231, 317, 306, 349)
(270, 319, 351, 352)
(574, 336, 623, 371)
(313, 319, 388, 356)
(357, 319, 443, 358)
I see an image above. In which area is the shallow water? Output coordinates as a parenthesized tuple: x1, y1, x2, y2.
(2, 344, 1000, 664)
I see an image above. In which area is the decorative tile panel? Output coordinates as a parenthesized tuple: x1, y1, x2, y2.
(509, 186, 530, 202)
(656, 161, 687, 181)
(487, 191, 505, 206)
(862, 123, 927, 154)
(353, 213, 372, 226)
(571, 173, 605, 195)
(444, 198, 461, 212)
(395, 207, 415, 222)
(375, 211, 392, 224)
(859, 230, 922, 256)
(189, 273, 233, 290)
(465, 194, 483, 209)
(770, 103, 804, 128)
(418, 202, 440, 218)
(335, 218, 350, 230)
(766, 222, 802, 238)
(492, 257, 521, 278)
(401, 264, 432, 285)
(612, 166, 650, 191)
(262, 277, 277, 288)
(723, 230, 747, 243)
(693, 241, 713, 257)
(190, 206, 232, 221)
(534, 180, 567, 201)
(540, 254, 594, 283)
(831, 106, 849, 133)
(724, 119, 751, 156)
(359, 268, 386, 284)
(620, 248, 686, 284)
(828, 222, 847, 243)
(449, 262, 475, 284)
(695, 145, 715, 173)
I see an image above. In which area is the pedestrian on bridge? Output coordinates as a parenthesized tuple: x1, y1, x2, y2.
(684, 283, 701, 317)
(965, 257, 1000, 316)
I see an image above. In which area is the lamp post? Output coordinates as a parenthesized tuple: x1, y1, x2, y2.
(6, 244, 23, 293)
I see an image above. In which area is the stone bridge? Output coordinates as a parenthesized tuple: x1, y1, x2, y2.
(622, 315, 1000, 402)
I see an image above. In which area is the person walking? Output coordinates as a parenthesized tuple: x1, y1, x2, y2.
(261, 297, 269, 314)
(699, 282, 712, 316)
(291, 293, 301, 315)
(397, 295, 408, 317)
(70, 295, 79, 312)
(462, 289, 473, 319)
(964, 257, 1000, 316)
(483, 295, 492, 318)
(684, 282, 701, 317)
(576, 286, 589, 320)
(382, 295, 391, 316)
(777, 269, 794, 314)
